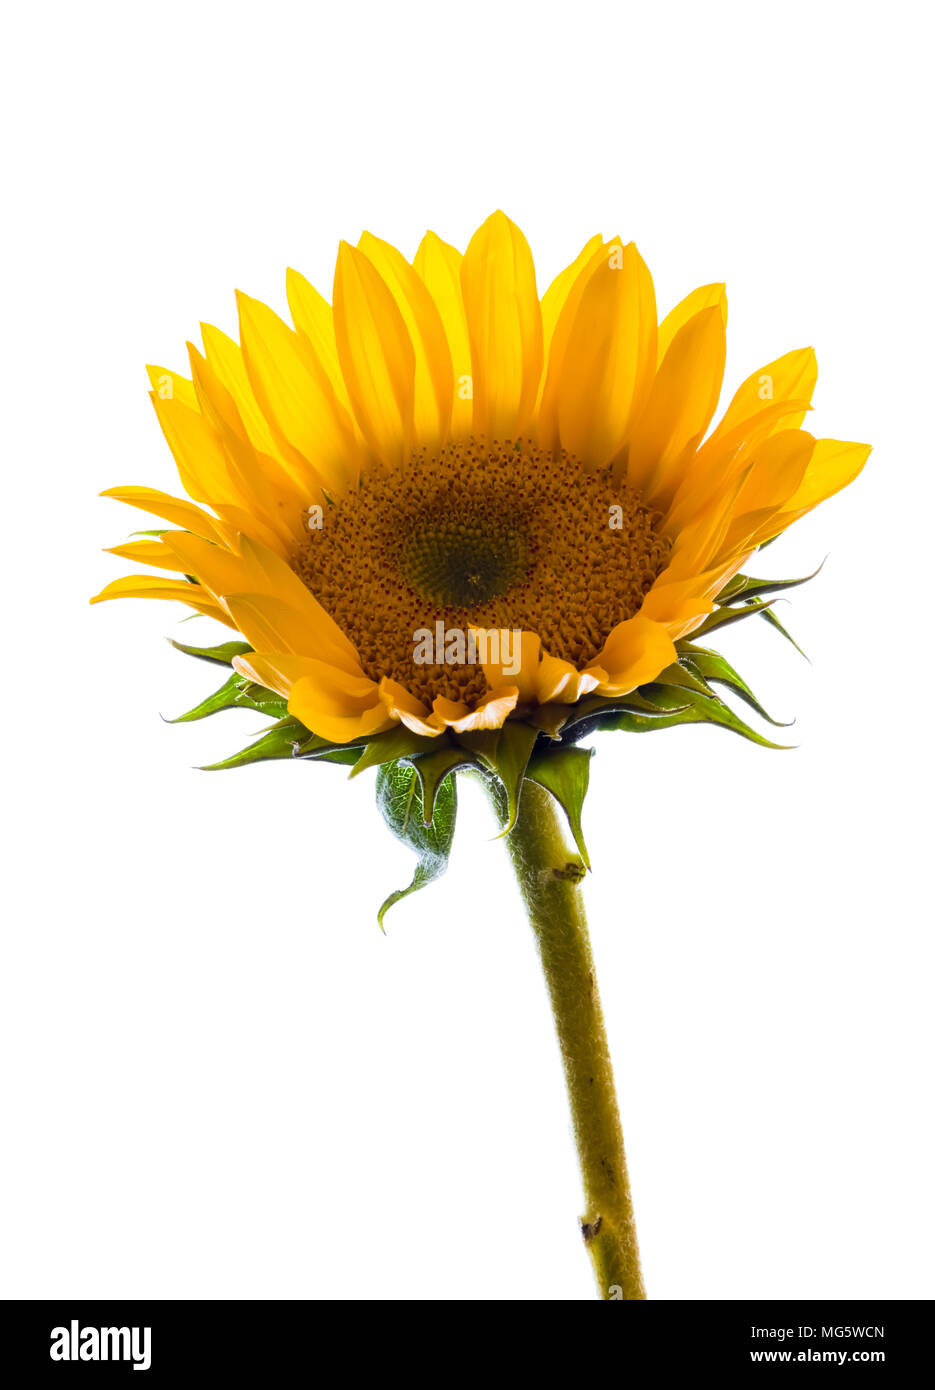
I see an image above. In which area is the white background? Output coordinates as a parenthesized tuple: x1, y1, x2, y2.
(2, 0, 932, 1300)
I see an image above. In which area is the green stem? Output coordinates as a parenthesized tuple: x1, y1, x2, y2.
(497, 778, 645, 1300)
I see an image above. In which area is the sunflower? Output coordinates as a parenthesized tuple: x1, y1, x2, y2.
(93, 211, 868, 1300)
(92, 210, 868, 752)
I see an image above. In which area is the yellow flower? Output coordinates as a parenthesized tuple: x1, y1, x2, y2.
(93, 211, 868, 746)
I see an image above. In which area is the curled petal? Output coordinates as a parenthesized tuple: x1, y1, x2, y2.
(593, 615, 677, 695)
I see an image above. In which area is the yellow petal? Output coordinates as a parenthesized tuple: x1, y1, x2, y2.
(287, 665, 391, 745)
(475, 628, 600, 705)
(639, 581, 717, 639)
(357, 232, 453, 447)
(211, 504, 300, 560)
(434, 688, 519, 732)
(236, 531, 356, 629)
(200, 322, 281, 461)
(222, 588, 361, 675)
(706, 347, 817, 451)
(160, 532, 255, 598)
(642, 560, 737, 617)
(664, 464, 757, 579)
(627, 305, 727, 504)
(332, 240, 416, 467)
(203, 534, 362, 674)
(783, 438, 871, 513)
(284, 268, 351, 411)
(162, 363, 306, 555)
(234, 652, 387, 743)
(479, 629, 542, 703)
(426, 695, 470, 726)
(100, 486, 230, 545)
(537, 238, 615, 449)
(187, 343, 247, 442)
(640, 561, 739, 641)
(538, 234, 603, 394)
(536, 652, 603, 704)
(593, 615, 677, 694)
(460, 211, 543, 438)
(377, 678, 444, 737)
(731, 431, 816, 515)
(186, 345, 311, 552)
(151, 391, 235, 506)
(747, 438, 871, 547)
(90, 574, 234, 624)
(237, 290, 358, 495)
(412, 230, 473, 437)
(552, 242, 657, 467)
(712, 432, 816, 559)
(104, 537, 192, 573)
(662, 395, 813, 538)
(145, 364, 198, 411)
(657, 283, 726, 364)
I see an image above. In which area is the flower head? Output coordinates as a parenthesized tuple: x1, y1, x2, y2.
(94, 213, 868, 908)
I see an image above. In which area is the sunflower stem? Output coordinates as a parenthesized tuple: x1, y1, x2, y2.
(495, 777, 645, 1300)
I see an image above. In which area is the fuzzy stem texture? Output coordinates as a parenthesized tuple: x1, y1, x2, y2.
(499, 778, 645, 1300)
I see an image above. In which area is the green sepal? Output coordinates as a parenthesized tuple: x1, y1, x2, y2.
(308, 746, 364, 767)
(561, 680, 790, 748)
(512, 693, 667, 743)
(760, 605, 809, 661)
(457, 722, 541, 834)
(167, 672, 287, 722)
(198, 716, 309, 771)
(651, 661, 716, 697)
(525, 745, 594, 870)
(528, 703, 574, 739)
(550, 690, 687, 745)
(347, 725, 439, 778)
(717, 561, 824, 606)
(406, 746, 477, 824)
(169, 637, 253, 666)
(293, 730, 368, 759)
(238, 682, 290, 716)
(578, 706, 698, 735)
(375, 760, 457, 928)
(633, 684, 791, 749)
(675, 643, 791, 727)
(293, 721, 441, 774)
(453, 729, 500, 763)
(691, 597, 776, 637)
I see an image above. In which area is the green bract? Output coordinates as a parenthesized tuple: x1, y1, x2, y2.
(170, 562, 820, 922)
